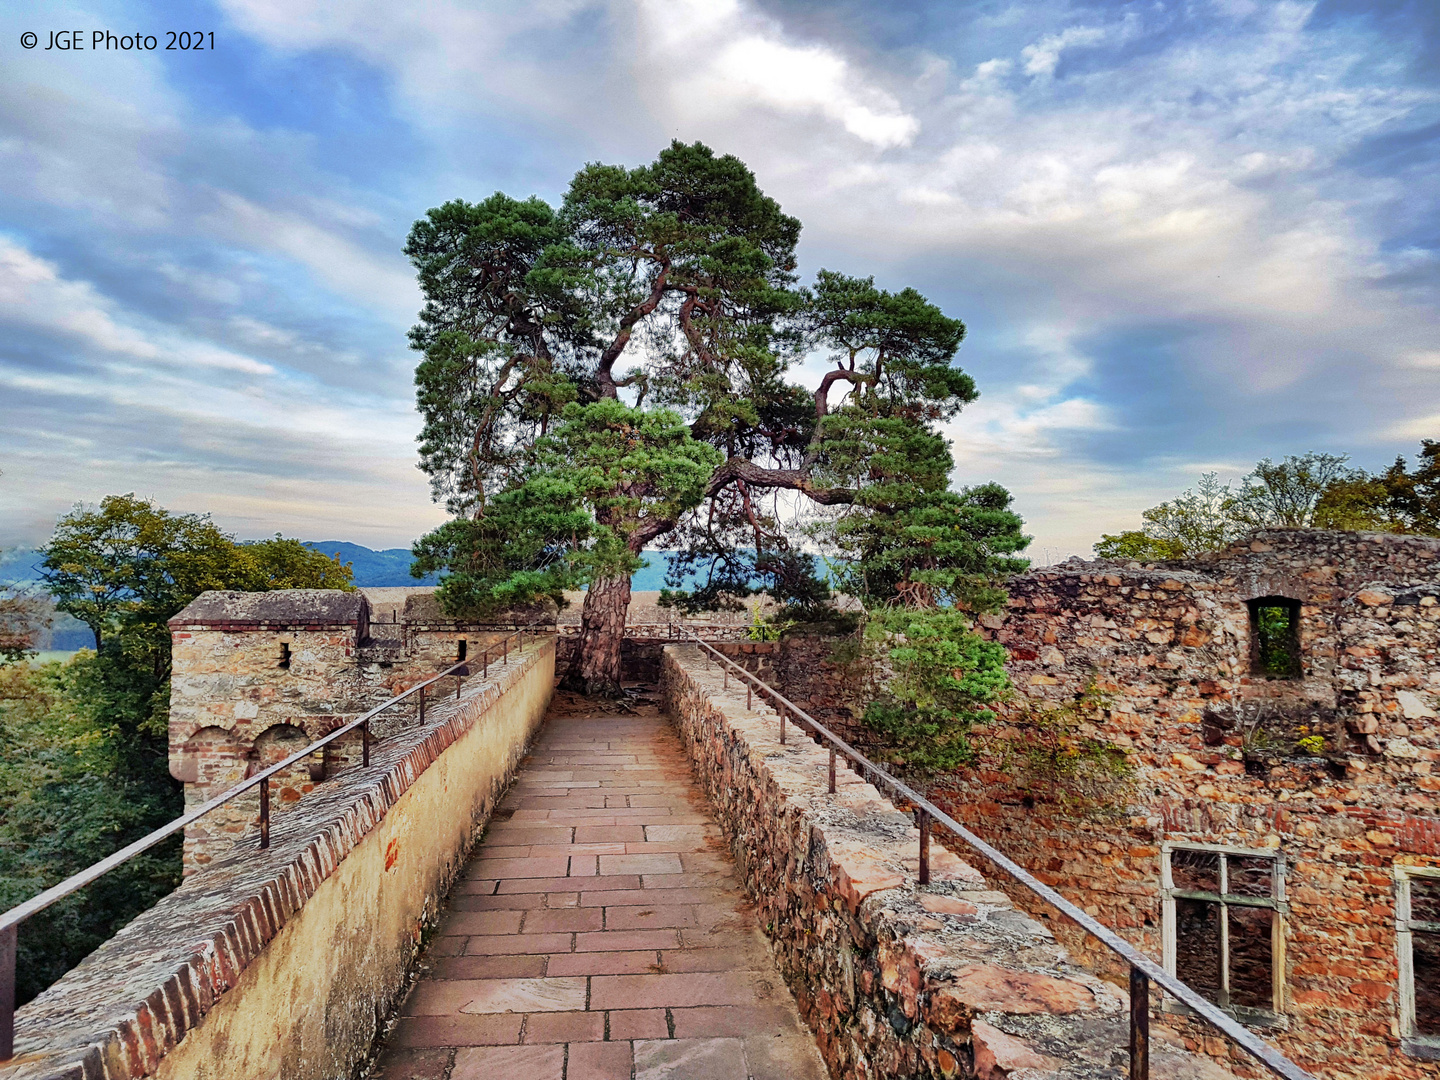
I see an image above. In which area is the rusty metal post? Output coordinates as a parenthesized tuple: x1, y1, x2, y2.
(828, 748, 837, 794)
(724, 668, 728, 689)
(259, 777, 270, 850)
(0, 923, 15, 1061)
(504, 636, 509, 665)
(361, 720, 369, 768)
(747, 684, 752, 709)
(916, 809, 931, 885)
(484, 649, 489, 678)
(419, 684, 426, 724)
(779, 703, 786, 744)
(1130, 966, 1150, 1080)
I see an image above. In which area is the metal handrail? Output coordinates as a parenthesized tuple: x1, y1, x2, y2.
(0, 627, 546, 1060)
(672, 627, 1315, 1080)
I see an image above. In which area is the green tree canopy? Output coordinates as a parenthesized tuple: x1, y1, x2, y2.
(1095, 443, 1440, 560)
(2, 497, 353, 1004)
(406, 141, 1022, 694)
(413, 400, 721, 626)
(42, 494, 352, 650)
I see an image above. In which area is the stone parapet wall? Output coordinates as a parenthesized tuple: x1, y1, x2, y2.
(710, 637, 876, 750)
(552, 624, 749, 682)
(662, 645, 1239, 1080)
(0, 638, 554, 1080)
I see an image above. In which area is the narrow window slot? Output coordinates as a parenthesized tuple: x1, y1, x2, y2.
(1248, 597, 1301, 678)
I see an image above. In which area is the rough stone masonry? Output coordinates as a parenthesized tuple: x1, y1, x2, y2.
(729, 529, 1439, 1079)
(663, 644, 1241, 1080)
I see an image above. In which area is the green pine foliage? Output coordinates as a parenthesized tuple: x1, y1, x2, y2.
(860, 608, 1011, 773)
(413, 400, 722, 619)
(404, 142, 1027, 697)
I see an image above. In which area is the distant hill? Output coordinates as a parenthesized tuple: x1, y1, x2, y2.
(301, 544, 744, 591)
(302, 542, 440, 587)
(5, 540, 752, 595)
(303, 543, 716, 590)
(0, 547, 44, 584)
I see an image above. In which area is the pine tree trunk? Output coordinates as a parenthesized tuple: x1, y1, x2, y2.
(561, 574, 631, 697)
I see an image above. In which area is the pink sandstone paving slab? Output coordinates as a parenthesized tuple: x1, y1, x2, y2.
(370, 699, 826, 1080)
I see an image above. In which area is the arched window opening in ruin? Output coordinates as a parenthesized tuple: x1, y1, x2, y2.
(457, 639, 467, 662)
(1247, 597, 1301, 678)
(176, 726, 245, 788)
(279, 642, 291, 670)
(1397, 866, 1440, 1053)
(1162, 843, 1286, 1020)
(254, 723, 309, 764)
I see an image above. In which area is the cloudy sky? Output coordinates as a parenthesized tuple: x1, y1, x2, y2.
(2, 0, 1437, 559)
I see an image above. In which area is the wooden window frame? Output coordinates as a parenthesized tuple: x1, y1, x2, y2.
(1396, 864, 1440, 1059)
(1161, 841, 1287, 1023)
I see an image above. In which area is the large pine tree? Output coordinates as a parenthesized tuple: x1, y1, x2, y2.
(406, 141, 1025, 695)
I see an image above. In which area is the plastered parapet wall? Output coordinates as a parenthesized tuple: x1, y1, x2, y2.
(0, 636, 554, 1080)
(662, 645, 1240, 1080)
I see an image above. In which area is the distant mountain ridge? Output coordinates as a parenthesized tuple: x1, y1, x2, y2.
(3, 541, 716, 593)
(302, 542, 440, 587)
(0, 547, 45, 584)
(302, 543, 720, 591)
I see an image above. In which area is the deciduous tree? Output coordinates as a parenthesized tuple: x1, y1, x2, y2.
(1095, 444, 1440, 560)
(1, 498, 353, 1003)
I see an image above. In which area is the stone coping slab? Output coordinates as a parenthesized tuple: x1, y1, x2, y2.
(662, 645, 1242, 1079)
(168, 589, 368, 629)
(0, 639, 554, 1080)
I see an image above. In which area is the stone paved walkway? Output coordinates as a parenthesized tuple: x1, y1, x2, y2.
(370, 689, 828, 1080)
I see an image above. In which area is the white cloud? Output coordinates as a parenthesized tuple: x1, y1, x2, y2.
(6, 0, 1440, 560)
(222, 0, 920, 149)
(630, 0, 919, 148)
(212, 0, 1440, 555)
(0, 237, 274, 376)
(1021, 25, 1109, 78)
(203, 193, 418, 320)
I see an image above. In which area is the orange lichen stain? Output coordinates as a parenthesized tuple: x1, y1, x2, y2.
(385, 838, 400, 871)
